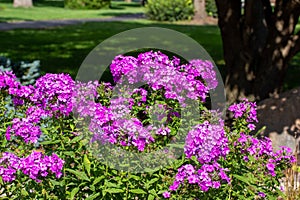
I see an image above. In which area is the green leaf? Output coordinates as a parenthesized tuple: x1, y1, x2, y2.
(70, 124, 75, 131)
(129, 188, 147, 194)
(49, 179, 63, 187)
(70, 187, 80, 199)
(232, 174, 250, 185)
(85, 193, 100, 200)
(129, 174, 140, 181)
(21, 188, 29, 196)
(0, 128, 6, 132)
(105, 181, 119, 188)
(167, 143, 184, 148)
(40, 127, 49, 134)
(105, 188, 124, 193)
(161, 116, 167, 123)
(102, 189, 107, 197)
(65, 168, 90, 181)
(145, 178, 159, 189)
(148, 194, 155, 200)
(147, 178, 159, 185)
(237, 194, 246, 200)
(63, 151, 75, 158)
(92, 176, 105, 186)
(90, 185, 95, 192)
(149, 189, 157, 196)
(40, 140, 61, 145)
(69, 136, 82, 144)
(83, 154, 91, 176)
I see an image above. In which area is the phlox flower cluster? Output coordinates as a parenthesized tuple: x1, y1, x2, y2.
(85, 51, 218, 151)
(1, 71, 75, 144)
(0, 151, 64, 183)
(6, 106, 49, 143)
(0, 70, 156, 152)
(229, 100, 295, 177)
(184, 120, 229, 164)
(30, 73, 75, 116)
(75, 51, 219, 151)
(1, 71, 69, 182)
(110, 118, 155, 151)
(1, 53, 296, 199)
(85, 96, 170, 151)
(228, 99, 258, 130)
(110, 51, 218, 104)
(128, 88, 147, 108)
(168, 162, 230, 193)
(2, 51, 219, 152)
(98, 95, 175, 150)
(2, 72, 75, 117)
(236, 133, 295, 177)
(72, 81, 112, 124)
(0, 71, 19, 90)
(164, 120, 230, 198)
(176, 59, 217, 100)
(72, 82, 156, 151)
(1, 52, 220, 191)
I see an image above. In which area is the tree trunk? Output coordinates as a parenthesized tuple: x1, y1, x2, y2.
(13, 0, 32, 7)
(125, 0, 132, 2)
(215, 0, 300, 103)
(194, 0, 207, 20)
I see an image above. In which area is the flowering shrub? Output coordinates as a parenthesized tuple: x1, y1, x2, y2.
(0, 51, 295, 199)
(0, 151, 64, 182)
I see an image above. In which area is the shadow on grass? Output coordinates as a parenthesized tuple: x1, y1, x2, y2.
(98, 12, 144, 17)
(0, 21, 228, 81)
(111, 2, 142, 8)
(107, 6, 125, 10)
(0, 0, 12, 3)
(33, 0, 64, 7)
(0, 17, 33, 22)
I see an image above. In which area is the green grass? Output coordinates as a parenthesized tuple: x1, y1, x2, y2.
(0, 16, 298, 90)
(0, 21, 224, 78)
(0, 0, 144, 22)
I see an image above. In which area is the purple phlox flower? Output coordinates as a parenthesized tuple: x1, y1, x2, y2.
(258, 192, 266, 198)
(0, 71, 19, 91)
(32, 73, 75, 116)
(228, 99, 258, 127)
(0, 151, 64, 182)
(170, 162, 230, 193)
(162, 191, 171, 198)
(184, 120, 229, 164)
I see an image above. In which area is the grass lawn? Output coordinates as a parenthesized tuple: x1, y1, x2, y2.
(0, 0, 144, 22)
(0, 19, 299, 90)
(0, 0, 299, 90)
(0, 21, 225, 78)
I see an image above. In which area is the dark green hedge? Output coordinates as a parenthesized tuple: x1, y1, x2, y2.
(65, 0, 110, 9)
(145, 0, 194, 22)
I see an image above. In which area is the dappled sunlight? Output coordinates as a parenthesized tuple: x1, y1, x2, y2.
(256, 87, 300, 152)
(0, 21, 222, 79)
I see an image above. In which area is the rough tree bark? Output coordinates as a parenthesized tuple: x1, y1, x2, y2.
(194, 0, 207, 20)
(215, 0, 300, 103)
(13, 0, 33, 7)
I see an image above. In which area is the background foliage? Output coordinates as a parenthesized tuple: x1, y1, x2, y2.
(64, 0, 110, 10)
(145, 0, 194, 21)
(205, 0, 217, 18)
